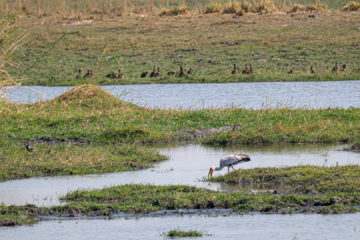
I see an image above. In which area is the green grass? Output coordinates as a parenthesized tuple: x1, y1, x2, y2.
(208, 165, 360, 194)
(2, 85, 360, 145)
(165, 229, 203, 238)
(0, 140, 166, 181)
(1, 85, 359, 180)
(2, 165, 360, 227)
(4, 9, 360, 86)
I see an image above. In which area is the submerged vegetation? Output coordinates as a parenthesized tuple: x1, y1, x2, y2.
(165, 229, 203, 238)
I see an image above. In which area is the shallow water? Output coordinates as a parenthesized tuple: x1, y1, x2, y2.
(1, 213, 360, 240)
(2, 80, 360, 109)
(0, 144, 358, 206)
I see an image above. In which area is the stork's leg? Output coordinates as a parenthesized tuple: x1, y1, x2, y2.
(231, 165, 235, 171)
(227, 167, 230, 173)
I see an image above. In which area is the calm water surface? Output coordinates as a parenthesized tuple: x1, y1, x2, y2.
(2, 80, 360, 109)
(1, 214, 360, 240)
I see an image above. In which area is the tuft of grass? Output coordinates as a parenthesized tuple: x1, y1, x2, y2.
(204, 3, 222, 14)
(342, 1, 360, 10)
(255, 0, 278, 13)
(160, 5, 190, 16)
(223, 2, 242, 13)
(289, 3, 324, 12)
(166, 229, 203, 238)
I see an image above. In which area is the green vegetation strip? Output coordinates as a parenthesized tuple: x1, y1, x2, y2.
(1, 85, 359, 145)
(0, 140, 166, 181)
(165, 229, 203, 238)
(2, 165, 360, 227)
(209, 165, 360, 194)
(1, 85, 360, 180)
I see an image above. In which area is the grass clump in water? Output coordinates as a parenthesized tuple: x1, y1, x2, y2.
(165, 229, 203, 238)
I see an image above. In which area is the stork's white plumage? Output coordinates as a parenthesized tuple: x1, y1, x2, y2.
(208, 153, 250, 178)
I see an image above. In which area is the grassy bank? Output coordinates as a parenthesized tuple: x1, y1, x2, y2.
(3, 168, 360, 227)
(3, 5, 359, 86)
(208, 165, 360, 194)
(0, 140, 166, 181)
(1, 85, 360, 145)
(1, 84, 359, 180)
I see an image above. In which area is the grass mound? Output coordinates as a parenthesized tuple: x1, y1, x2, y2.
(55, 84, 117, 102)
(342, 1, 360, 11)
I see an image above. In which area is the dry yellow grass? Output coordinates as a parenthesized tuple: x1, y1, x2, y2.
(342, 1, 360, 10)
(204, 3, 222, 14)
(159, 5, 190, 16)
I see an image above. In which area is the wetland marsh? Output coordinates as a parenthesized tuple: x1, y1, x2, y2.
(1, 0, 360, 238)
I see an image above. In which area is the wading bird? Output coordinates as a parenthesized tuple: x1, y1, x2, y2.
(310, 65, 315, 74)
(150, 67, 157, 78)
(141, 71, 148, 78)
(332, 62, 338, 72)
(341, 64, 347, 72)
(208, 153, 250, 178)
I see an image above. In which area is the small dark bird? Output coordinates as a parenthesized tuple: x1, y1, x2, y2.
(106, 72, 115, 78)
(167, 71, 175, 76)
(141, 71, 148, 78)
(155, 67, 160, 77)
(150, 67, 157, 78)
(76, 69, 82, 79)
(113, 69, 125, 79)
(26, 144, 34, 152)
(231, 64, 237, 74)
(341, 64, 347, 72)
(50, 76, 55, 81)
(83, 70, 93, 79)
(187, 68, 194, 75)
(178, 65, 187, 77)
(310, 65, 315, 74)
(332, 63, 338, 72)
(242, 64, 250, 74)
(287, 69, 293, 74)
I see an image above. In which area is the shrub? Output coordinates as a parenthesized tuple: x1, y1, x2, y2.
(255, 0, 278, 14)
(160, 5, 190, 16)
(223, 2, 242, 14)
(342, 1, 360, 11)
(204, 3, 222, 14)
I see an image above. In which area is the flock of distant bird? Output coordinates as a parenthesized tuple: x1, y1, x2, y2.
(70, 62, 347, 81)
